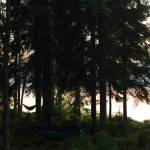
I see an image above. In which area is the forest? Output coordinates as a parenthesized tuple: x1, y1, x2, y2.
(0, 0, 150, 150)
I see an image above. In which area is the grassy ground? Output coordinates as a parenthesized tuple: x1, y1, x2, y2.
(1, 113, 150, 150)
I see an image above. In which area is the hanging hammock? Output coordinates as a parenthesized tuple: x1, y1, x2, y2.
(23, 104, 36, 111)
(33, 126, 80, 141)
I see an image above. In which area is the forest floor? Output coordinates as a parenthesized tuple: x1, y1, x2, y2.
(0, 112, 150, 150)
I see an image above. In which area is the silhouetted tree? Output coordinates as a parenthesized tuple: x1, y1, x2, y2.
(3, 0, 11, 149)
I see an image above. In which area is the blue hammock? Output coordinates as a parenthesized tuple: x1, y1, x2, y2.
(33, 126, 80, 141)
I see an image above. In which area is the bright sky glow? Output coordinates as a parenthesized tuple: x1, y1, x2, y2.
(23, 93, 150, 122)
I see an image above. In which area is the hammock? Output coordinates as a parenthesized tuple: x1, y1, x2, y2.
(23, 104, 36, 111)
(33, 126, 80, 141)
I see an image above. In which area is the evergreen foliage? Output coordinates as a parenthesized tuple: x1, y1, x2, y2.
(0, 0, 149, 149)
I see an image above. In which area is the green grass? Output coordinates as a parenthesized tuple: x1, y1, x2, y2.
(1, 112, 150, 150)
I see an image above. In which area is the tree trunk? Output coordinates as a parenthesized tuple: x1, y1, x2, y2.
(17, 52, 21, 117)
(3, 54, 10, 150)
(42, 55, 52, 124)
(35, 75, 42, 120)
(34, 50, 42, 120)
(91, 67, 96, 135)
(90, 29, 97, 135)
(108, 82, 112, 120)
(3, 0, 11, 149)
(41, 16, 52, 122)
(32, 0, 52, 124)
(122, 42, 127, 121)
(14, 54, 18, 113)
(123, 88, 127, 121)
(12, 0, 21, 118)
(99, 79, 107, 129)
(3, 45, 10, 150)
(20, 74, 27, 112)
